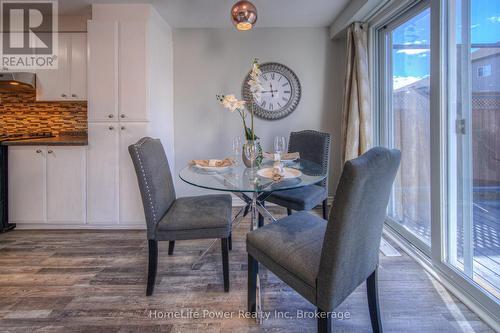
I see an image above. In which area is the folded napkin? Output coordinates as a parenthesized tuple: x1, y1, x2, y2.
(263, 152, 300, 161)
(190, 158, 234, 168)
(271, 163, 284, 181)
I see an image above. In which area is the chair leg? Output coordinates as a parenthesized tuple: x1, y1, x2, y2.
(287, 208, 292, 216)
(247, 254, 258, 313)
(317, 308, 332, 333)
(367, 268, 383, 333)
(258, 202, 265, 227)
(221, 238, 230, 292)
(228, 233, 232, 251)
(146, 240, 158, 296)
(168, 241, 175, 255)
(322, 199, 328, 219)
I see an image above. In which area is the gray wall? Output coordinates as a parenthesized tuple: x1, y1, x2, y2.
(173, 27, 346, 198)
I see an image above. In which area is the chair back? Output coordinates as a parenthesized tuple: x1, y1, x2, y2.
(288, 130, 331, 187)
(316, 147, 401, 311)
(128, 137, 176, 239)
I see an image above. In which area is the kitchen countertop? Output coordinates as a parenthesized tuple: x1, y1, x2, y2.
(1, 135, 88, 146)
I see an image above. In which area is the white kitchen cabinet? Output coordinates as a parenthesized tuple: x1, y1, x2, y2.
(36, 33, 87, 101)
(88, 21, 118, 121)
(87, 122, 148, 226)
(119, 21, 148, 121)
(46, 146, 86, 223)
(8, 147, 46, 223)
(35, 34, 70, 101)
(118, 123, 149, 224)
(69, 34, 87, 100)
(86, 123, 119, 224)
(8, 146, 86, 225)
(85, 4, 173, 229)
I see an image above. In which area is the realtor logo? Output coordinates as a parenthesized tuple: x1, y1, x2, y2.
(0, 0, 58, 69)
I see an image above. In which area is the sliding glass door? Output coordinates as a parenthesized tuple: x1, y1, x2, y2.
(447, 0, 500, 299)
(379, 2, 432, 252)
(375, 0, 500, 316)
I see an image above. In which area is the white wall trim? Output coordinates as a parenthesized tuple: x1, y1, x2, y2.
(13, 223, 146, 230)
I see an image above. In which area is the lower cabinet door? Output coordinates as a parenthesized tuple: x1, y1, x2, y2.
(8, 147, 46, 223)
(87, 123, 120, 224)
(118, 122, 149, 225)
(46, 146, 86, 223)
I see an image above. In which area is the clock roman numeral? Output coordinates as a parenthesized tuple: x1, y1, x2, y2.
(282, 82, 289, 87)
(271, 73, 275, 80)
(269, 103, 274, 110)
(282, 97, 288, 102)
(261, 100, 266, 108)
(278, 75, 282, 82)
(263, 74, 268, 81)
(277, 102, 282, 108)
(284, 90, 291, 94)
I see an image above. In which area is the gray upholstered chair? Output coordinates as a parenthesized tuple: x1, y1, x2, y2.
(129, 137, 232, 296)
(265, 130, 331, 219)
(247, 147, 401, 333)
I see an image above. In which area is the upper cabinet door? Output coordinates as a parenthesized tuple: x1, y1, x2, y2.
(88, 21, 118, 121)
(35, 33, 70, 101)
(119, 21, 148, 121)
(69, 33, 87, 101)
(46, 146, 86, 223)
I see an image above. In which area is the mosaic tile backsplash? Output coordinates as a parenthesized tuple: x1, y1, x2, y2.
(0, 91, 87, 135)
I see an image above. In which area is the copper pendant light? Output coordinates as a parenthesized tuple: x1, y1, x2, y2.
(231, 1, 257, 31)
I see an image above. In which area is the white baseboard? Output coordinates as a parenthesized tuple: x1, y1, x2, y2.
(13, 223, 146, 230)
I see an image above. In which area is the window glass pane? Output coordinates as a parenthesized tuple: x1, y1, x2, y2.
(448, 0, 500, 298)
(388, 8, 431, 246)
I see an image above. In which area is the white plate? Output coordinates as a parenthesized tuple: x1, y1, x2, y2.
(257, 167, 302, 179)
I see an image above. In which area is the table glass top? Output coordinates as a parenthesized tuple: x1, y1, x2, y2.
(179, 159, 326, 193)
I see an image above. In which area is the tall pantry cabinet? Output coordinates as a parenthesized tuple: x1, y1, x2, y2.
(86, 4, 174, 227)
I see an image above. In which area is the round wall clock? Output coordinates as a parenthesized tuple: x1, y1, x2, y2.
(242, 62, 301, 120)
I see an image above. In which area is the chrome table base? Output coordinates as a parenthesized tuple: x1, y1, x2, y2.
(191, 191, 275, 323)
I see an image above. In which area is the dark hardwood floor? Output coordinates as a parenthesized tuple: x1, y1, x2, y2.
(0, 207, 494, 332)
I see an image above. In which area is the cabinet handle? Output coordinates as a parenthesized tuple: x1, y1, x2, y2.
(108, 114, 114, 118)
(121, 126, 126, 130)
(36, 149, 42, 154)
(72, 94, 77, 98)
(61, 94, 67, 98)
(120, 114, 126, 118)
(47, 150, 53, 154)
(109, 126, 114, 130)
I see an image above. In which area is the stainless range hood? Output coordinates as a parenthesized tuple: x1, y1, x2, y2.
(0, 72, 36, 93)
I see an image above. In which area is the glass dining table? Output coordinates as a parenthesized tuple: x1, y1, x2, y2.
(179, 158, 326, 322)
(179, 158, 326, 230)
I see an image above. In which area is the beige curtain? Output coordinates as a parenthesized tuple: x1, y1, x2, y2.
(341, 22, 371, 163)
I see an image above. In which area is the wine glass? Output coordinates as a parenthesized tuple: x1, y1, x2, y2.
(244, 141, 258, 170)
(232, 136, 242, 166)
(274, 136, 287, 162)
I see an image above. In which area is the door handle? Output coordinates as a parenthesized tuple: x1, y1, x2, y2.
(108, 114, 114, 119)
(71, 94, 77, 98)
(47, 150, 53, 154)
(120, 114, 126, 118)
(35, 149, 42, 154)
(61, 94, 67, 98)
(121, 126, 126, 130)
(109, 126, 114, 130)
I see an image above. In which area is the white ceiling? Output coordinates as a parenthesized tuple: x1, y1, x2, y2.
(58, 0, 350, 28)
